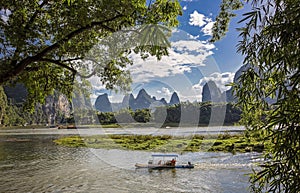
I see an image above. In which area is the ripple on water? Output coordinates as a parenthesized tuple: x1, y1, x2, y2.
(0, 135, 256, 193)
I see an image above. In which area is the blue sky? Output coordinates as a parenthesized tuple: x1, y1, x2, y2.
(89, 0, 247, 103)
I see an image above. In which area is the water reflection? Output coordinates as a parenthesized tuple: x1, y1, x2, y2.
(0, 135, 257, 193)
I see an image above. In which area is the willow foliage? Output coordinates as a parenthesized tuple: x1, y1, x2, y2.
(212, 0, 300, 192)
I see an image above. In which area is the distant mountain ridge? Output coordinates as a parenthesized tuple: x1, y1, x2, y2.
(202, 80, 223, 103)
(94, 89, 180, 112)
(94, 93, 112, 112)
(94, 63, 247, 112)
(202, 64, 249, 103)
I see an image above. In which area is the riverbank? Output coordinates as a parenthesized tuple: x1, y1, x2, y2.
(0, 124, 122, 130)
(54, 133, 271, 153)
(0, 126, 245, 136)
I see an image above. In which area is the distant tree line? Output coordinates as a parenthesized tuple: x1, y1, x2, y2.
(96, 102, 242, 126)
(97, 108, 151, 124)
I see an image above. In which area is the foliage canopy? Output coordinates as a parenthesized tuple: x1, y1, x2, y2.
(212, 0, 300, 192)
(0, 0, 182, 106)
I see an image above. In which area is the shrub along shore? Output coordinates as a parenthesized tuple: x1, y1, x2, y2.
(54, 133, 271, 153)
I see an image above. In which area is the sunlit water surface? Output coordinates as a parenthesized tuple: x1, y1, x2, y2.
(0, 131, 259, 193)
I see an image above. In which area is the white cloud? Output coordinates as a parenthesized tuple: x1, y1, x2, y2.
(189, 11, 207, 27)
(87, 28, 217, 103)
(183, 6, 188, 11)
(172, 40, 215, 53)
(201, 21, 215, 36)
(188, 34, 200, 39)
(87, 76, 127, 103)
(157, 88, 202, 103)
(189, 10, 215, 37)
(127, 52, 190, 83)
(128, 38, 215, 83)
(156, 87, 173, 98)
(88, 76, 106, 91)
(180, 93, 202, 102)
(193, 72, 235, 96)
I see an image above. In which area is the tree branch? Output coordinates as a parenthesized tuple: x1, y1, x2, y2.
(40, 58, 98, 79)
(77, 58, 102, 79)
(35, 15, 122, 59)
(39, 58, 77, 74)
(10, 0, 49, 66)
(0, 14, 124, 85)
(24, 57, 101, 79)
(24, 0, 49, 32)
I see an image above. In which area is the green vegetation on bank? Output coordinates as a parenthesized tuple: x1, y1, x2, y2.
(97, 102, 242, 126)
(54, 133, 271, 153)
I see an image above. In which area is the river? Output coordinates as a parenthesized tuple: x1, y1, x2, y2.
(0, 126, 245, 136)
(0, 127, 259, 193)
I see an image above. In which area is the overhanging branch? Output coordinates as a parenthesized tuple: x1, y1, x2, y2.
(40, 58, 99, 79)
(39, 58, 77, 74)
(1, 14, 124, 85)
